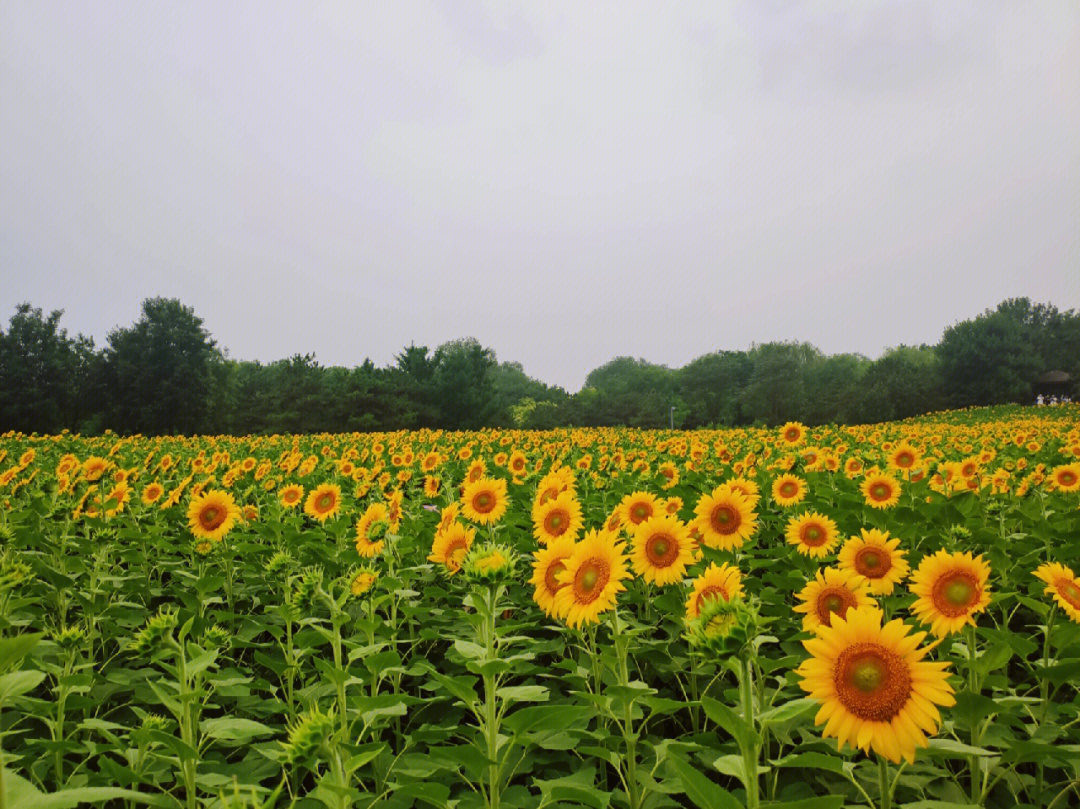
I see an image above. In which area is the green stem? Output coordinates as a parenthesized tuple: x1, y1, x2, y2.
(966, 625, 979, 804)
(484, 585, 501, 809)
(613, 610, 641, 809)
(878, 756, 891, 809)
(738, 653, 759, 809)
(176, 642, 197, 809)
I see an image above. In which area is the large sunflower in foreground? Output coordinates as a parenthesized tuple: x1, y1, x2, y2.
(460, 477, 509, 525)
(838, 529, 909, 595)
(685, 562, 743, 620)
(860, 472, 901, 510)
(1049, 463, 1080, 493)
(187, 489, 241, 542)
(784, 511, 840, 558)
(630, 514, 694, 586)
(529, 536, 576, 618)
(692, 485, 757, 551)
(796, 606, 955, 764)
(305, 483, 341, 523)
(1033, 562, 1080, 623)
(532, 490, 583, 545)
(554, 529, 630, 628)
(794, 566, 875, 632)
(909, 550, 991, 637)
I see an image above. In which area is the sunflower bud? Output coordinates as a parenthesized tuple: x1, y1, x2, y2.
(368, 519, 390, 541)
(203, 624, 232, 649)
(462, 542, 517, 585)
(52, 625, 87, 651)
(266, 550, 295, 575)
(292, 567, 324, 611)
(282, 707, 335, 763)
(128, 607, 178, 654)
(0, 553, 31, 592)
(686, 597, 752, 656)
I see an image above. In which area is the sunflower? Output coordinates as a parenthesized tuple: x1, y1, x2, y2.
(657, 462, 680, 490)
(630, 514, 694, 586)
(838, 529, 909, 595)
(187, 489, 240, 542)
(553, 529, 631, 628)
(724, 477, 760, 506)
(385, 488, 403, 532)
(617, 491, 662, 528)
(909, 550, 992, 637)
(1033, 562, 1080, 623)
(428, 521, 475, 575)
(354, 502, 389, 557)
(796, 605, 955, 764)
(141, 482, 164, 505)
(888, 443, 921, 474)
(780, 421, 807, 447)
(305, 484, 341, 523)
(279, 484, 304, 509)
(861, 472, 901, 510)
(350, 567, 378, 596)
(460, 477, 509, 525)
(785, 511, 840, 558)
(532, 490, 583, 545)
(1050, 463, 1080, 493)
(82, 456, 109, 482)
(794, 567, 875, 631)
(529, 536, 576, 618)
(772, 474, 807, 507)
(691, 485, 758, 551)
(684, 562, 743, 620)
(423, 475, 441, 498)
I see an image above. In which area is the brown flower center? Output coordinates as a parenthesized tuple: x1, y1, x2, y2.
(573, 559, 610, 603)
(931, 570, 980, 616)
(710, 504, 741, 535)
(834, 642, 911, 722)
(645, 532, 679, 567)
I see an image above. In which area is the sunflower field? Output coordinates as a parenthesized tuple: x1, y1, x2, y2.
(1, 405, 1079, 809)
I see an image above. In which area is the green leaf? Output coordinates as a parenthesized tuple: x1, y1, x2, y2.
(200, 716, 276, 741)
(0, 634, 43, 673)
(758, 698, 817, 728)
(2, 767, 177, 808)
(495, 685, 549, 704)
(666, 752, 744, 809)
(0, 669, 46, 703)
(925, 738, 994, 758)
(700, 696, 758, 754)
(504, 704, 593, 735)
(771, 752, 845, 774)
(762, 798, 844, 809)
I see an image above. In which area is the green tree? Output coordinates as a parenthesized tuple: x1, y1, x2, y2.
(104, 298, 221, 434)
(856, 346, 944, 423)
(677, 351, 753, 427)
(739, 342, 822, 425)
(937, 309, 1039, 407)
(430, 338, 498, 430)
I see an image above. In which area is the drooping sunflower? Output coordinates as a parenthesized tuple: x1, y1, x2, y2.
(532, 490, 584, 545)
(909, 550, 992, 637)
(187, 489, 241, 542)
(793, 567, 875, 631)
(423, 475, 441, 498)
(553, 529, 631, 628)
(617, 491, 662, 529)
(1050, 463, 1080, 493)
(796, 605, 955, 764)
(691, 485, 758, 551)
(354, 502, 389, 557)
(529, 536, 577, 618)
(279, 484, 304, 509)
(82, 456, 109, 482)
(630, 514, 694, 586)
(460, 477, 509, 525)
(785, 511, 840, 558)
(838, 529, 909, 594)
(427, 521, 475, 575)
(1033, 562, 1080, 623)
(305, 483, 341, 523)
(861, 472, 901, 510)
(772, 474, 807, 507)
(684, 562, 743, 620)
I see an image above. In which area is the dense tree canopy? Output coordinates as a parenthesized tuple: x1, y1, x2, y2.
(1, 296, 1076, 435)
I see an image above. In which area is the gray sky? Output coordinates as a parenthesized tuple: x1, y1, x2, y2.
(3, 1, 1079, 392)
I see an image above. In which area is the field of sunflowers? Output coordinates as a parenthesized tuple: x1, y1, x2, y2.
(1, 405, 1079, 809)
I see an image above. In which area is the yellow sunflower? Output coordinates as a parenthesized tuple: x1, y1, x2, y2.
(838, 529, 909, 595)
(532, 490, 584, 545)
(784, 511, 840, 558)
(460, 477, 509, 525)
(1049, 463, 1080, 493)
(529, 536, 576, 618)
(305, 483, 341, 522)
(141, 482, 164, 505)
(630, 514, 694, 586)
(1033, 562, 1080, 623)
(427, 521, 475, 575)
(684, 562, 743, 620)
(772, 474, 807, 507)
(793, 567, 875, 632)
(279, 484, 304, 509)
(861, 472, 901, 510)
(187, 489, 240, 542)
(617, 490, 662, 528)
(691, 485, 758, 551)
(796, 605, 955, 764)
(779, 421, 807, 447)
(888, 443, 921, 475)
(553, 529, 630, 628)
(354, 502, 388, 557)
(909, 550, 992, 637)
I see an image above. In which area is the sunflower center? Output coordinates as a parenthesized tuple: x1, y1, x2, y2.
(318, 494, 332, 509)
(834, 642, 912, 722)
(870, 484, 890, 500)
(544, 560, 566, 594)
(779, 482, 797, 498)
(545, 509, 568, 535)
(896, 452, 913, 468)
(815, 586, 856, 627)
(855, 547, 890, 578)
(695, 585, 728, 615)
(1055, 577, 1080, 609)
(1060, 471, 1078, 486)
(710, 505, 741, 535)
(574, 560, 610, 604)
(645, 532, 679, 567)
(931, 571, 980, 616)
(200, 506, 225, 529)
(785, 429, 800, 441)
(630, 504, 650, 522)
(800, 523, 827, 547)
(474, 492, 494, 512)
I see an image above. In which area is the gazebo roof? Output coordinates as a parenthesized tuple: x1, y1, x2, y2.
(1038, 370, 1072, 384)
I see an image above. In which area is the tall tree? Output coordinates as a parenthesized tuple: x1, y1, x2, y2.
(104, 298, 220, 434)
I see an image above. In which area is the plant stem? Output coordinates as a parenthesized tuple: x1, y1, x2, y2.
(966, 625, 979, 804)
(878, 756, 891, 809)
(738, 653, 759, 809)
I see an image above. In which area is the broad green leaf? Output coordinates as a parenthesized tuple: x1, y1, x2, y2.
(666, 752, 744, 809)
(200, 716, 276, 741)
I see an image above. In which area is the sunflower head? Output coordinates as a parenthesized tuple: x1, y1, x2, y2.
(463, 542, 518, 585)
(349, 566, 379, 597)
(909, 550, 992, 637)
(629, 513, 694, 586)
(553, 529, 631, 629)
(1033, 562, 1080, 623)
(282, 708, 336, 763)
(685, 596, 753, 656)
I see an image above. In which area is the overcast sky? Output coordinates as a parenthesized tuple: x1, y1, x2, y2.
(2, 1, 1078, 392)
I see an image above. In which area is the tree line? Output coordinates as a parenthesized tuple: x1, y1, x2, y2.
(1, 296, 1077, 435)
